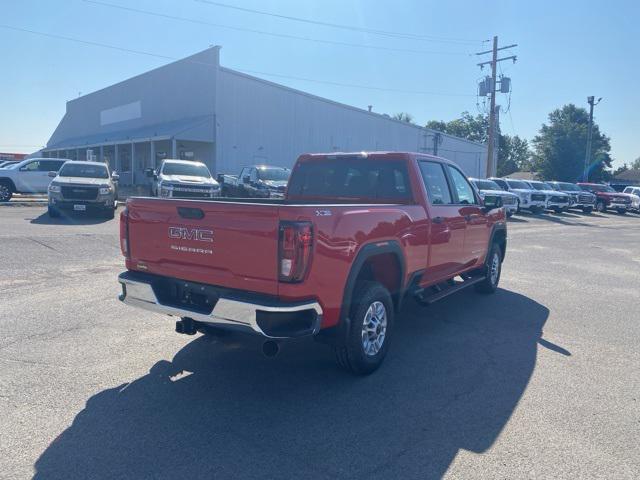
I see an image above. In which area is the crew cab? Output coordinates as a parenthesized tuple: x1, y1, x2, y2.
(147, 159, 221, 199)
(469, 177, 518, 217)
(218, 165, 291, 199)
(489, 177, 547, 214)
(547, 181, 596, 213)
(118, 152, 507, 374)
(526, 180, 571, 213)
(577, 183, 633, 213)
(0, 158, 68, 202)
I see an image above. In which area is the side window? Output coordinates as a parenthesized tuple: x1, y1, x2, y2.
(39, 160, 62, 171)
(447, 166, 477, 205)
(22, 161, 40, 171)
(249, 168, 258, 182)
(418, 161, 452, 205)
(239, 167, 249, 180)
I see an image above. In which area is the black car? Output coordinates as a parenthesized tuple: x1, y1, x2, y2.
(218, 165, 291, 198)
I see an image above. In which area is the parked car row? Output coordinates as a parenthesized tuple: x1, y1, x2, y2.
(144, 160, 291, 200)
(469, 176, 640, 215)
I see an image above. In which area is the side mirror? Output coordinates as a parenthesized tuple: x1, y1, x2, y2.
(48, 171, 57, 178)
(217, 174, 225, 184)
(483, 194, 503, 212)
(111, 172, 119, 182)
(144, 167, 155, 178)
(243, 175, 251, 184)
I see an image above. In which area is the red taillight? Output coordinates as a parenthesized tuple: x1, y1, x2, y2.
(120, 207, 130, 258)
(278, 221, 313, 282)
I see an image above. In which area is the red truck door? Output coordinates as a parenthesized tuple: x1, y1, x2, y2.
(445, 165, 489, 266)
(417, 160, 467, 284)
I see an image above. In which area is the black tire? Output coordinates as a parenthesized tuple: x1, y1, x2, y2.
(104, 207, 115, 220)
(48, 206, 60, 218)
(552, 206, 562, 214)
(515, 199, 521, 214)
(617, 209, 626, 215)
(506, 210, 513, 218)
(334, 281, 394, 375)
(532, 206, 543, 215)
(582, 206, 593, 214)
(0, 182, 13, 202)
(475, 243, 502, 294)
(596, 201, 606, 213)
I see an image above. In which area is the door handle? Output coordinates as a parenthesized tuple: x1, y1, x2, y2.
(432, 216, 444, 224)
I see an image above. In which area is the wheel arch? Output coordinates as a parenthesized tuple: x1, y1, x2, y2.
(0, 177, 16, 192)
(489, 223, 507, 261)
(344, 241, 406, 313)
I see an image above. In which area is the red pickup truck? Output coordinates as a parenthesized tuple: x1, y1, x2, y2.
(118, 152, 507, 374)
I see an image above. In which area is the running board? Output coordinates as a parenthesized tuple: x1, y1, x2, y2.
(414, 275, 485, 305)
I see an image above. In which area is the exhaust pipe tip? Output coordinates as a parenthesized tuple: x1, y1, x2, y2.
(262, 340, 280, 358)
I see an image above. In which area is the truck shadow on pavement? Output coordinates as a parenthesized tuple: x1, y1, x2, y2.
(34, 289, 554, 480)
(29, 211, 114, 226)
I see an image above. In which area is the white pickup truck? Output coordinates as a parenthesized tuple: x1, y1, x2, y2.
(0, 158, 68, 202)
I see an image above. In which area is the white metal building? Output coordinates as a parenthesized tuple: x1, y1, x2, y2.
(43, 47, 487, 186)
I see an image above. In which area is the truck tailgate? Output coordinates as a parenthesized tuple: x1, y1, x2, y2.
(126, 198, 280, 295)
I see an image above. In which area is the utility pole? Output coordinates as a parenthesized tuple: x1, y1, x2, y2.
(476, 37, 517, 177)
(583, 96, 602, 181)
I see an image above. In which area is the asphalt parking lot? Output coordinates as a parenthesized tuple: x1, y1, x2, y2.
(1, 206, 639, 479)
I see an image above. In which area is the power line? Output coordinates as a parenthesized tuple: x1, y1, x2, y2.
(0, 24, 176, 61)
(232, 68, 475, 97)
(0, 23, 474, 97)
(84, 1, 468, 56)
(194, 0, 483, 45)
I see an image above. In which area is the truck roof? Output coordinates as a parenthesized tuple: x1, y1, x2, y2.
(297, 151, 454, 165)
(161, 159, 206, 166)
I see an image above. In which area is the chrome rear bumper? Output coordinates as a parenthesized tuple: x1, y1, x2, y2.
(118, 272, 322, 339)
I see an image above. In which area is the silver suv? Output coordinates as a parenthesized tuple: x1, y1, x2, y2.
(48, 161, 119, 218)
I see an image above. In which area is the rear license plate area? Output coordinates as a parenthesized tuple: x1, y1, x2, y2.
(74, 204, 87, 211)
(152, 278, 219, 314)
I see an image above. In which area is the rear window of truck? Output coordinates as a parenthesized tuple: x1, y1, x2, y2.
(287, 158, 411, 202)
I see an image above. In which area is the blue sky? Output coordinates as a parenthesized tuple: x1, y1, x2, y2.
(1, 0, 638, 167)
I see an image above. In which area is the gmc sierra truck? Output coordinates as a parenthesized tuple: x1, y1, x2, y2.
(118, 152, 506, 374)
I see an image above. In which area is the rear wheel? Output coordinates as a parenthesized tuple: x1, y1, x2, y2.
(582, 206, 593, 214)
(334, 281, 394, 375)
(475, 243, 502, 294)
(617, 209, 627, 215)
(596, 201, 606, 213)
(0, 182, 12, 202)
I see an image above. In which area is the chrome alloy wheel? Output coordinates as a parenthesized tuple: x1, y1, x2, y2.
(0, 184, 10, 202)
(490, 251, 500, 286)
(361, 301, 387, 356)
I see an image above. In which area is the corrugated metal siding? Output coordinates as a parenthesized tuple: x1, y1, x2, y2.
(47, 48, 219, 147)
(216, 68, 486, 176)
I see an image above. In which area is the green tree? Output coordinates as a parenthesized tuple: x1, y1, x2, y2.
(498, 135, 532, 177)
(392, 112, 414, 123)
(612, 163, 629, 176)
(531, 104, 612, 182)
(630, 157, 640, 170)
(426, 111, 532, 176)
(427, 111, 488, 143)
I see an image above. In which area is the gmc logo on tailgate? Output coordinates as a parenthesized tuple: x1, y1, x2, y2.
(168, 226, 214, 242)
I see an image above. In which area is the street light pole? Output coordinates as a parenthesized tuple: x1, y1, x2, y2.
(583, 96, 602, 182)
